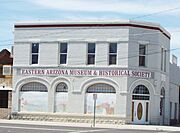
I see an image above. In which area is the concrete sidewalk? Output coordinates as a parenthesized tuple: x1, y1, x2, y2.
(0, 119, 180, 132)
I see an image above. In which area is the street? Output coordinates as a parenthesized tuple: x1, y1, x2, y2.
(0, 123, 179, 133)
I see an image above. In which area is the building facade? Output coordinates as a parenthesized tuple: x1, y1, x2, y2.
(12, 20, 172, 125)
(0, 49, 13, 118)
(169, 55, 180, 125)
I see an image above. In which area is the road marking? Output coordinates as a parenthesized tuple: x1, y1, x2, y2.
(0, 125, 108, 133)
(0, 125, 76, 132)
(70, 129, 108, 133)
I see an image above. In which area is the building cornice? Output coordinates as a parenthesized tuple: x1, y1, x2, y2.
(14, 21, 171, 40)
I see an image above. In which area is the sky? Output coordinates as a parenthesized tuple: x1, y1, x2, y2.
(1, 0, 180, 65)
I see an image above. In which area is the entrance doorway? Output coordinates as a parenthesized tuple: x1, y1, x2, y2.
(0, 90, 12, 119)
(132, 100, 149, 124)
(131, 85, 150, 124)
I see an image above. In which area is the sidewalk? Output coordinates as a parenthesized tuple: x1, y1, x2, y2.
(0, 119, 180, 132)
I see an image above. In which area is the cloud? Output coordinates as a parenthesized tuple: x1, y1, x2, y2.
(32, 0, 180, 15)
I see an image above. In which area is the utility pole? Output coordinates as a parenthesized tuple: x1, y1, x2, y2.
(93, 94, 97, 127)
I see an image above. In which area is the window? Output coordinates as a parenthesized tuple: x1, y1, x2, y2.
(132, 85, 150, 100)
(56, 82, 68, 92)
(86, 83, 116, 93)
(31, 43, 39, 64)
(60, 43, 68, 64)
(139, 45, 146, 67)
(174, 103, 177, 119)
(170, 102, 172, 119)
(160, 88, 165, 116)
(164, 50, 167, 72)
(21, 82, 47, 92)
(161, 48, 164, 71)
(146, 102, 149, 122)
(109, 43, 117, 65)
(87, 43, 95, 65)
(161, 48, 167, 72)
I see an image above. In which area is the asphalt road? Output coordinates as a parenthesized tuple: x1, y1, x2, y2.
(0, 123, 179, 133)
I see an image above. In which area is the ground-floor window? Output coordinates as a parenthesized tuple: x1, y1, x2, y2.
(55, 82, 68, 112)
(174, 103, 177, 120)
(0, 90, 9, 108)
(160, 88, 165, 116)
(85, 83, 116, 115)
(19, 82, 48, 112)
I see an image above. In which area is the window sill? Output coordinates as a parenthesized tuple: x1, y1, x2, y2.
(139, 66, 147, 68)
(30, 64, 39, 66)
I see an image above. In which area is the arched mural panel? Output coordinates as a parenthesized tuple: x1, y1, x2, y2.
(85, 83, 116, 115)
(19, 82, 48, 112)
(55, 82, 68, 113)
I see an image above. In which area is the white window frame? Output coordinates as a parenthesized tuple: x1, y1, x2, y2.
(161, 47, 167, 72)
(31, 43, 39, 65)
(109, 43, 117, 65)
(164, 49, 167, 72)
(139, 44, 147, 67)
(87, 43, 96, 65)
(161, 47, 164, 71)
(59, 42, 68, 65)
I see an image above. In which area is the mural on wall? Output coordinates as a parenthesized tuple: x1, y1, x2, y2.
(20, 92, 48, 112)
(85, 93, 115, 115)
(55, 93, 68, 112)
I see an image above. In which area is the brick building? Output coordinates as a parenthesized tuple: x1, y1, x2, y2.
(0, 49, 13, 118)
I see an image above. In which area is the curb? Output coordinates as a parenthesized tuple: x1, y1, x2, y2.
(0, 119, 180, 131)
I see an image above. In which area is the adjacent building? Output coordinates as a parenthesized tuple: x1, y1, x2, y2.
(0, 49, 13, 118)
(169, 55, 180, 125)
(12, 20, 178, 125)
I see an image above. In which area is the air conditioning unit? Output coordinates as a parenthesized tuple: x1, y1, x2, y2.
(3, 65, 12, 76)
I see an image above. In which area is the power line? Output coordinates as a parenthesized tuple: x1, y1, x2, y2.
(3, 20, 180, 44)
(0, 31, 172, 57)
(2, 41, 180, 69)
(2, 19, 180, 43)
(130, 6, 180, 19)
(58, 47, 180, 70)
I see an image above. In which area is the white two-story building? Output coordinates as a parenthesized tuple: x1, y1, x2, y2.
(12, 20, 176, 125)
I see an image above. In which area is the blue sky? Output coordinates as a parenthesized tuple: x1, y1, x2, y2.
(1, 0, 180, 64)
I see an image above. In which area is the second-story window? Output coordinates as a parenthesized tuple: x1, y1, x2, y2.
(161, 48, 164, 71)
(164, 50, 167, 72)
(161, 47, 167, 72)
(87, 43, 95, 65)
(60, 43, 68, 64)
(139, 44, 146, 67)
(31, 43, 39, 64)
(109, 43, 117, 65)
